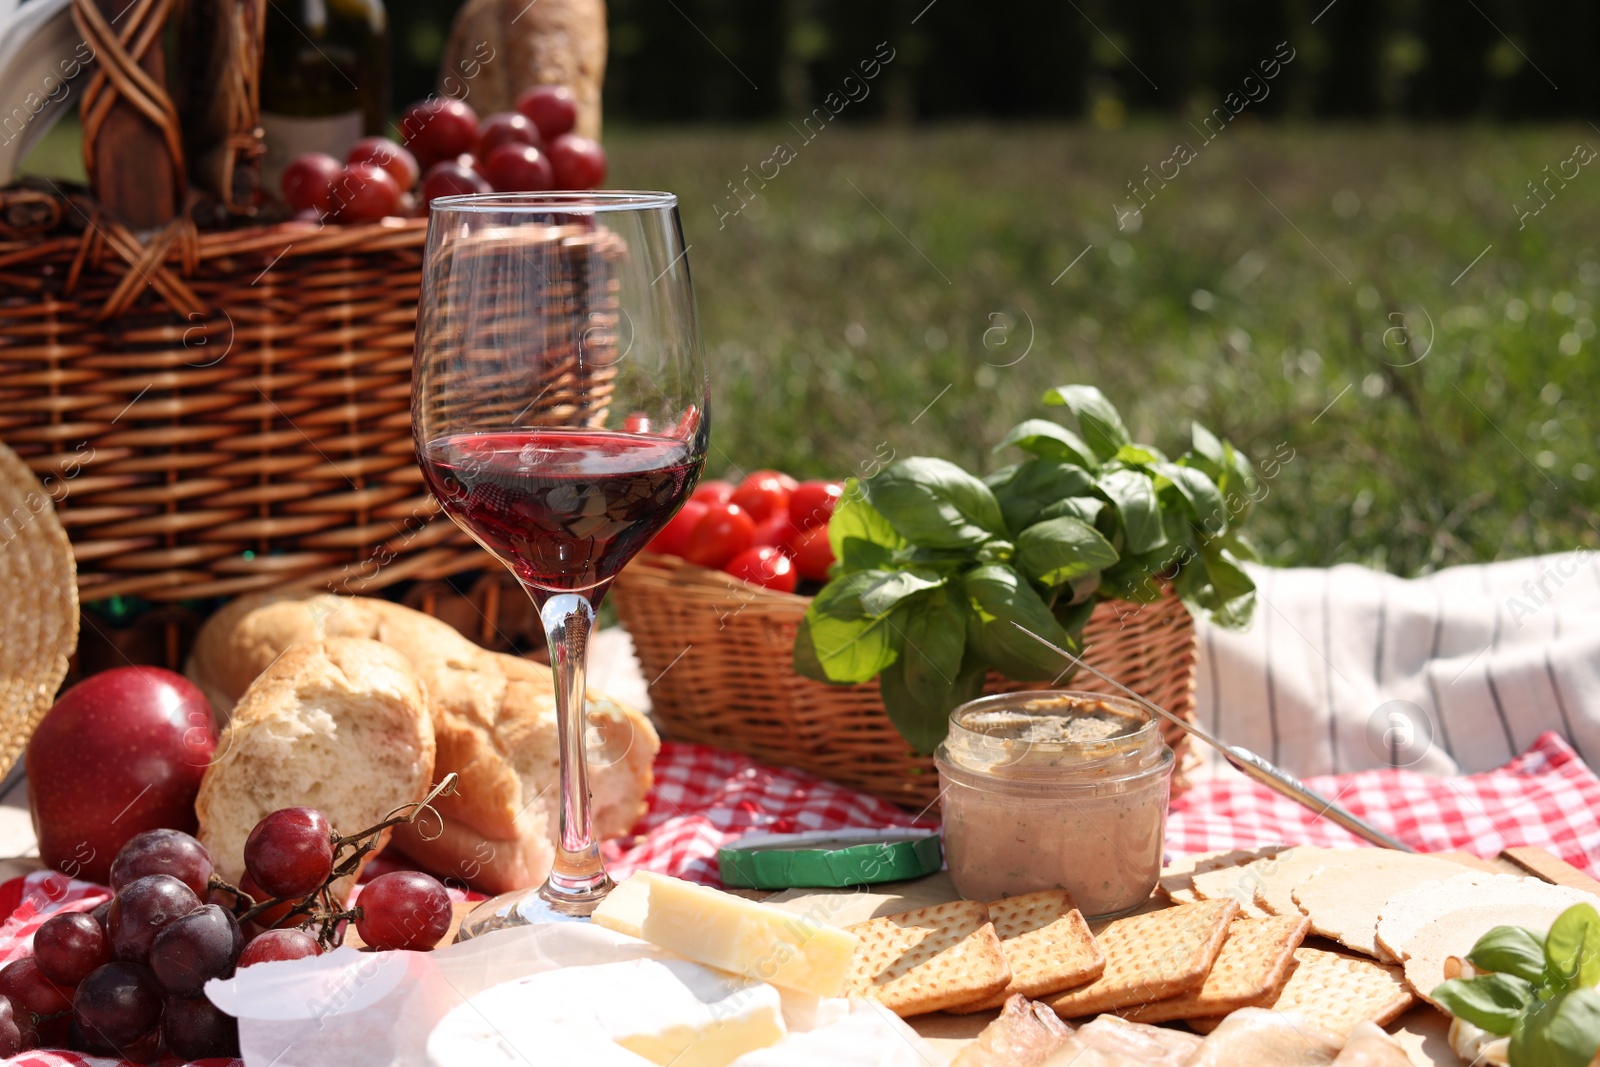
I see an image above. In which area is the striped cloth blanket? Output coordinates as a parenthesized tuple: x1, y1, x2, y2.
(1195, 551, 1599, 776)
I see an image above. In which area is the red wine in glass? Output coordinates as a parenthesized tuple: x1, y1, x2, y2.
(420, 428, 703, 601)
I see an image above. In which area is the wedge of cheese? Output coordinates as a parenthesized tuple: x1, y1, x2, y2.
(425, 957, 785, 1067)
(593, 871, 860, 998)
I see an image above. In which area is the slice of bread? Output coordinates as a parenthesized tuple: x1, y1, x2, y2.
(194, 638, 436, 899)
(187, 592, 658, 894)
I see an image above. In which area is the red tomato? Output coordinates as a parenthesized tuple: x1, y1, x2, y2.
(751, 510, 793, 550)
(789, 480, 844, 530)
(684, 503, 755, 570)
(791, 525, 835, 582)
(725, 546, 797, 593)
(746, 468, 799, 492)
(731, 472, 793, 523)
(645, 500, 706, 558)
(692, 480, 734, 506)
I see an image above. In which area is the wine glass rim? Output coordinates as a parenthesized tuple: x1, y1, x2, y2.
(429, 190, 679, 213)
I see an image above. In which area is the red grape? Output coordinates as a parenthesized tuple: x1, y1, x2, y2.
(515, 85, 578, 139)
(238, 928, 321, 968)
(163, 993, 239, 1059)
(0, 996, 36, 1057)
(72, 962, 162, 1051)
(89, 899, 110, 930)
(331, 162, 401, 224)
(0, 956, 72, 1015)
(546, 134, 606, 189)
(148, 904, 241, 996)
(483, 143, 554, 192)
(32, 1011, 66, 1049)
(107, 874, 201, 964)
(238, 870, 295, 932)
(244, 807, 334, 899)
(401, 97, 479, 168)
(282, 152, 342, 214)
(347, 136, 419, 191)
(35, 910, 111, 985)
(355, 871, 452, 951)
(110, 828, 213, 899)
(476, 111, 540, 158)
(420, 160, 491, 207)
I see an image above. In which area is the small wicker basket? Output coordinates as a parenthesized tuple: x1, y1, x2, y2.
(611, 553, 1198, 809)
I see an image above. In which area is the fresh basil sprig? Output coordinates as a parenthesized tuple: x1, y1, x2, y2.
(1433, 903, 1600, 1067)
(794, 385, 1261, 753)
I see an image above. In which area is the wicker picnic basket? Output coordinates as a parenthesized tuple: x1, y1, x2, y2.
(611, 552, 1198, 809)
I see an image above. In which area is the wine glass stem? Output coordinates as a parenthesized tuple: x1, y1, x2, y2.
(536, 591, 614, 913)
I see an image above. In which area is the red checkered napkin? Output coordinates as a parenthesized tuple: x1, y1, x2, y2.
(4, 731, 1595, 1065)
(1167, 730, 1600, 875)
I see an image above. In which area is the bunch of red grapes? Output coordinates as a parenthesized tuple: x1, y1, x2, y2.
(0, 806, 454, 1061)
(283, 84, 608, 224)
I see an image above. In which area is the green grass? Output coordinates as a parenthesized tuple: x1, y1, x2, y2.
(22, 121, 1600, 575)
(604, 123, 1600, 576)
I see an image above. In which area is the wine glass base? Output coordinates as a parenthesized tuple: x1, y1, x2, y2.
(453, 876, 617, 942)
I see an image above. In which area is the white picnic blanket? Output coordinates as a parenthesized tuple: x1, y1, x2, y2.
(1195, 551, 1600, 776)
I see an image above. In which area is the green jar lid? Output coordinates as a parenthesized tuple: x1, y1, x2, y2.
(717, 829, 943, 890)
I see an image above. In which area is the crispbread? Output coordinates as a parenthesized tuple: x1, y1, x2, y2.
(1375, 873, 1592, 964)
(843, 900, 1011, 1016)
(1215, 846, 1338, 916)
(1289, 852, 1469, 957)
(947, 891, 1106, 1013)
(1400, 901, 1583, 1008)
(1161, 847, 1291, 908)
(1251, 947, 1414, 1036)
(1119, 914, 1310, 1023)
(1046, 899, 1238, 1018)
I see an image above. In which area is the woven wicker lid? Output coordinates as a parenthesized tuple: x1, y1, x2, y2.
(0, 440, 78, 775)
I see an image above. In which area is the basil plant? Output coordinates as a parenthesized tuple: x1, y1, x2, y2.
(795, 385, 1262, 754)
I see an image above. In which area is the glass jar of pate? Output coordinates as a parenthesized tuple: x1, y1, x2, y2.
(935, 690, 1174, 919)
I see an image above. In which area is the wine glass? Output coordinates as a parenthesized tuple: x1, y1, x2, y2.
(413, 192, 708, 929)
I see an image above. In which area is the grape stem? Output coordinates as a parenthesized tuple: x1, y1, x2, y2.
(225, 773, 461, 936)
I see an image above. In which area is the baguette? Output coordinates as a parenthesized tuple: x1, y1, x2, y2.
(194, 638, 436, 898)
(187, 593, 657, 894)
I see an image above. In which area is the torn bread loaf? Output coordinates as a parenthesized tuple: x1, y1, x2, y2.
(188, 592, 658, 893)
(195, 638, 436, 898)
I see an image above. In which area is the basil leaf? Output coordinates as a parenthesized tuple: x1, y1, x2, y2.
(991, 459, 1096, 535)
(1431, 974, 1536, 1037)
(963, 564, 1074, 680)
(1510, 987, 1600, 1067)
(867, 458, 1006, 548)
(994, 419, 1098, 468)
(1043, 384, 1131, 459)
(1036, 496, 1103, 525)
(1097, 468, 1168, 554)
(801, 571, 904, 684)
(1468, 925, 1553, 986)
(828, 479, 907, 572)
(1202, 545, 1256, 604)
(1015, 516, 1120, 589)
(1113, 443, 1164, 466)
(1217, 440, 1259, 526)
(879, 585, 977, 754)
(1154, 462, 1225, 530)
(858, 570, 944, 618)
(792, 619, 828, 682)
(1191, 421, 1226, 467)
(1099, 549, 1176, 604)
(1546, 903, 1600, 989)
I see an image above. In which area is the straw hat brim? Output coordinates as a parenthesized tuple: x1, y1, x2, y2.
(0, 440, 78, 777)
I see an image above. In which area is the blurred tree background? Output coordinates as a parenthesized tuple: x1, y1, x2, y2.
(386, 0, 1600, 124)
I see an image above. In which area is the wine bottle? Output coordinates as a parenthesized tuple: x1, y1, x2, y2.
(258, 0, 390, 198)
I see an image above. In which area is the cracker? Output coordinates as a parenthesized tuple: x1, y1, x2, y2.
(947, 891, 1106, 1013)
(1289, 852, 1468, 957)
(1376, 873, 1592, 963)
(1249, 947, 1414, 1037)
(1160, 847, 1290, 908)
(1400, 900, 1585, 1008)
(843, 899, 1011, 1016)
(1119, 914, 1309, 1023)
(1046, 899, 1238, 1018)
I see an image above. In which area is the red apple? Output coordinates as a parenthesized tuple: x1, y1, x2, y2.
(27, 668, 217, 884)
